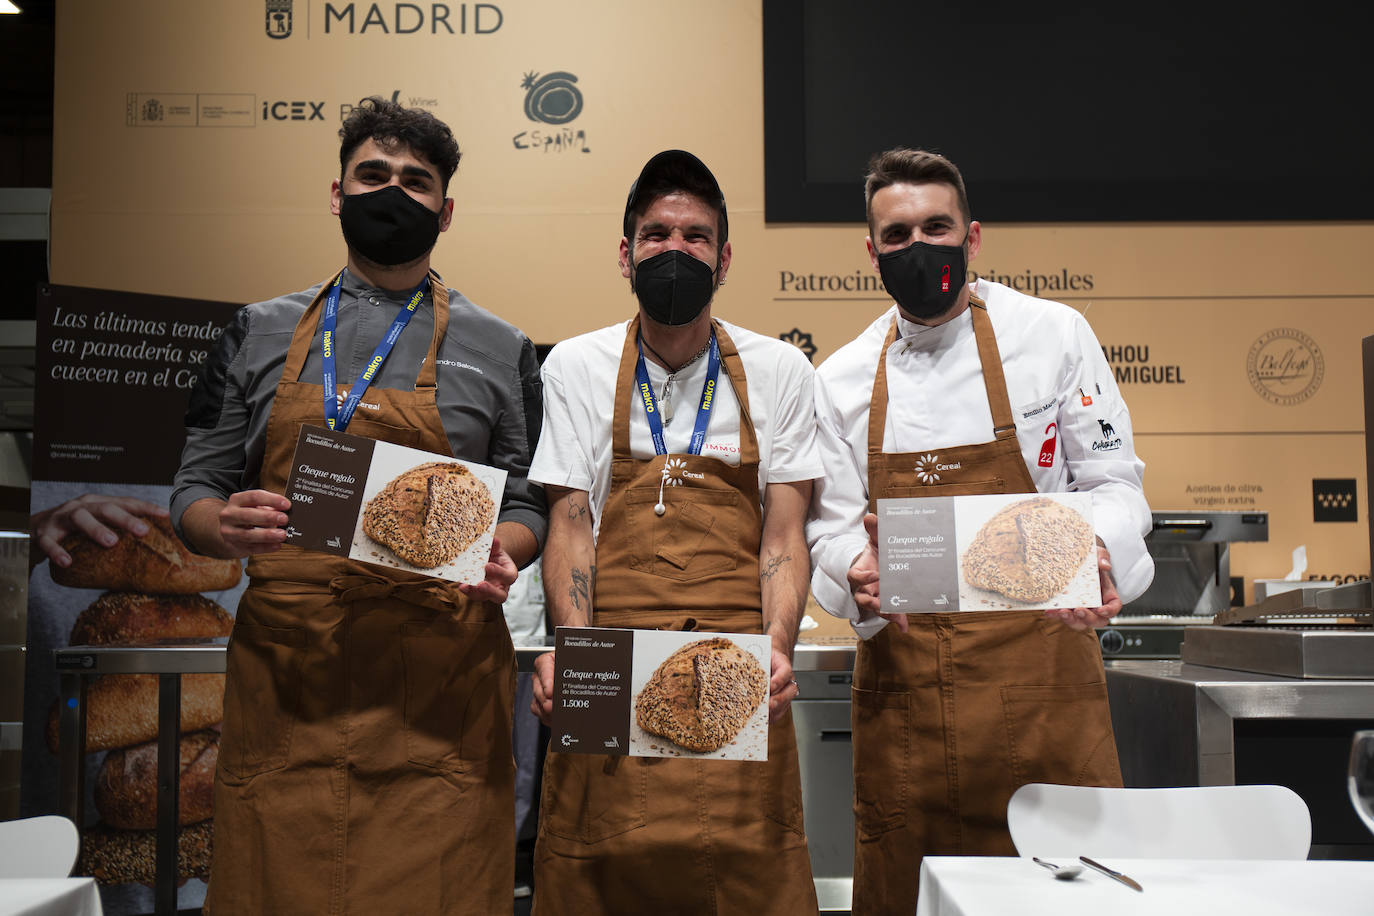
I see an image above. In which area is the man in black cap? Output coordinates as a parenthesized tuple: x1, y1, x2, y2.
(526, 151, 822, 913)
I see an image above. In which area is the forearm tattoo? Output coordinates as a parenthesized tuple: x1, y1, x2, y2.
(760, 554, 792, 581)
(569, 564, 595, 610)
(567, 496, 588, 521)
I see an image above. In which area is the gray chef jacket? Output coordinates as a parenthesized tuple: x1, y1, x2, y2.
(170, 269, 547, 550)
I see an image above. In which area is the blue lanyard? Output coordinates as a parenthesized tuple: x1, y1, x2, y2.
(321, 273, 429, 432)
(634, 332, 721, 456)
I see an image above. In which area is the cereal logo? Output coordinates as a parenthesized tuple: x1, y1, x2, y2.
(1247, 328, 1324, 406)
(915, 454, 941, 485)
(662, 457, 688, 486)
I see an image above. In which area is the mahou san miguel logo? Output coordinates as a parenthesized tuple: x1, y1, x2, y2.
(914, 453, 960, 484)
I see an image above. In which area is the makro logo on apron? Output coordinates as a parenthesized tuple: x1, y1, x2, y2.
(914, 453, 960, 484)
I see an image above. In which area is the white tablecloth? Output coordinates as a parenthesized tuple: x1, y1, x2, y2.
(0, 879, 102, 916)
(915, 857, 1374, 916)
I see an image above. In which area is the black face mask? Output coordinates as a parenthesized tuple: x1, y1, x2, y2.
(632, 249, 717, 326)
(877, 238, 967, 321)
(339, 185, 442, 267)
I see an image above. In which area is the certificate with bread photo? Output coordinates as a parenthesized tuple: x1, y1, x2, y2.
(281, 426, 505, 585)
(878, 492, 1100, 612)
(552, 627, 771, 762)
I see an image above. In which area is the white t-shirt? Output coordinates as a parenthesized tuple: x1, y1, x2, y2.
(807, 279, 1154, 637)
(531, 317, 824, 540)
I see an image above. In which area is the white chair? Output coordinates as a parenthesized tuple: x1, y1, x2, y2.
(0, 815, 81, 877)
(1007, 783, 1311, 860)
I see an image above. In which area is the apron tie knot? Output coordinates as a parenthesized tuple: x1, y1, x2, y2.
(328, 573, 458, 610)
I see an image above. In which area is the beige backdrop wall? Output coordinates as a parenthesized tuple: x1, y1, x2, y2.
(51, 0, 1371, 596)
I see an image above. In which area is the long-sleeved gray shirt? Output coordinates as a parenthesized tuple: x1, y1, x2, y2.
(171, 270, 547, 550)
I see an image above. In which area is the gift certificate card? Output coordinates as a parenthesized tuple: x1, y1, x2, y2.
(553, 626, 771, 761)
(878, 492, 1100, 612)
(281, 425, 506, 586)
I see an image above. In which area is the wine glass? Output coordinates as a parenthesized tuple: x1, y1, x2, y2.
(1349, 730, 1374, 836)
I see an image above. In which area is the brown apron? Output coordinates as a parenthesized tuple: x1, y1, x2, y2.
(850, 300, 1122, 916)
(533, 318, 818, 916)
(206, 273, 516, 915)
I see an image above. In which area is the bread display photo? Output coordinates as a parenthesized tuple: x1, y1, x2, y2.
(283, 426, 506, 585)
(878, 491, 1100, 612)
(361, 461, 495, 568)
(635, 637, 768, 753)
(552, 626, 772, 762)
(960, 496, 1096, 605)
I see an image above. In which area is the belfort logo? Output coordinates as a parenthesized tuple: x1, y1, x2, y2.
(514, 70, 589, 153)
(1247, 328, 1324, 406)
(266, 2, 504, 37)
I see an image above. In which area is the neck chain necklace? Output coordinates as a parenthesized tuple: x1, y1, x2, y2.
(641, 335, 712, 424)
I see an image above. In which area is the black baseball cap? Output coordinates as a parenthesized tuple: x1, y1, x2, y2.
(622, 150, 728, 243)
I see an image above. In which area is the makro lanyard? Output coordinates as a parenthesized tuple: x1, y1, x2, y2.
(634, 331, 721, 456)
(321, 272, 429, 432)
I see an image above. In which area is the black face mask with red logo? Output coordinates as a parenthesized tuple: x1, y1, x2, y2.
(877, 238, 967, 321)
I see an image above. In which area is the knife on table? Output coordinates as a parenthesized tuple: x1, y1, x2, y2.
(1078, 856, 1144, 892)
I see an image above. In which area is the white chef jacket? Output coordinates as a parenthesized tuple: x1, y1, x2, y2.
(531, 317, 824, 540)
(807, 278, 1153, 637)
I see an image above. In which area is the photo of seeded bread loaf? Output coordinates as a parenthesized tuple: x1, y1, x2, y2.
(94, 730, 219, 830)
(50, 515, 241, 593)
(961, 496, 1095, 603)
(635, 638, 767, 753)
(70, 591, 233, 646)
(361, 461, 496, 569)
(79, 820, 213, 885)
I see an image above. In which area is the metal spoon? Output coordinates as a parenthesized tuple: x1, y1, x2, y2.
(1033, 857, 1084, 880)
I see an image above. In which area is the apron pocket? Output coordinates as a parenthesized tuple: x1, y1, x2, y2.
(541, 752, 648, 843)
(1001, 682, 1120, 787)
(626, 488, 740, 581)
(851, 686, 910, 839)
(400, 617, 513, 773)
(219, 624, 307, 779)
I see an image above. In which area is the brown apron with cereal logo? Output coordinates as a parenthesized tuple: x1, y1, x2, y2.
(850, 300, 1121, 916)
(205, 272, 516, 915)
(533, 318, 818, 916)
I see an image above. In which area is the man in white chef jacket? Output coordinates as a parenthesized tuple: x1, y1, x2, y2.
(806, 146, 1153, 916)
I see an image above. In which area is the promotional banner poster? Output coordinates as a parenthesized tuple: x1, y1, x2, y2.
(49, 1, 1368, 596)
(24, 285, 242, 913)
(553, 626, 771, 761)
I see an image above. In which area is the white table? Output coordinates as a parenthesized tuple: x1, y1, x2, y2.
(915, 856, 1374, 916)
(0, 879, 103, 916)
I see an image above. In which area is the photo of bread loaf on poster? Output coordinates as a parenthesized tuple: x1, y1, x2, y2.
(630, 635, 770, 761)
(33, 494, 241, 885)
(352, 445, 503, 584)
(958, 495, 1099, 609)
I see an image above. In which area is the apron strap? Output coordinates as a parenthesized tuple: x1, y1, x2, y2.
(968, 297, 1018, 440)
(867, 295, 1019, 456)
(278, 269, 449, 389)
(709, 319, 761, 467)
